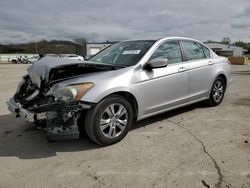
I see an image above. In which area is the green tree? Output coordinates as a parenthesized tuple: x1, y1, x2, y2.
(233, 40, 249, 50)
(221, 37, 231, 45)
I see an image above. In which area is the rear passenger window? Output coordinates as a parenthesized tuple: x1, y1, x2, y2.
(182, 41, 205, 60)
(150, 40, 182, 64)
(201, 45, 211, 58)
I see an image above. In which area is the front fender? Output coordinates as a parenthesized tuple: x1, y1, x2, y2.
(82, 85, 140, 104)
(81, 86, 142, 119)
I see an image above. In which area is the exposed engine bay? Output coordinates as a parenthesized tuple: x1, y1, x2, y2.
(12, 75, 82, 140)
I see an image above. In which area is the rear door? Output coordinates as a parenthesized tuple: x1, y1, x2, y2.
(181, 40, 214, 100)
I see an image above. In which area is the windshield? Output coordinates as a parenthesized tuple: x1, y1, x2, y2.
(88, 40, 155, 66)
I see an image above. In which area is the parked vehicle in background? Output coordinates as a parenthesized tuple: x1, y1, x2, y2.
(21, 56, 29, 64)
(10, 55, 26, 64)
(11, 58, 18, 63)
(65, 54, 84, 61)
(25, 56, 40, 64)
(7, 37, 232, 146)
(5, 54, 40, 63)
(10, 56, 21, 63)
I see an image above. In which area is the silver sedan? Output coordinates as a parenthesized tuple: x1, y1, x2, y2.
(7, 37, 232, 146)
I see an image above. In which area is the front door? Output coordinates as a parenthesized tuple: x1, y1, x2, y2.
(134, 40, 189, 117)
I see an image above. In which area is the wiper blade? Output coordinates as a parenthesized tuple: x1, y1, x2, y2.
(85, 61, 127, 68)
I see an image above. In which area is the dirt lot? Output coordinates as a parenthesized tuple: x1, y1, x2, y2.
(0, 63, 249, 188)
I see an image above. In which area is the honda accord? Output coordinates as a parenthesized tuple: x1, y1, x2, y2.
(7, 37, 232, 145)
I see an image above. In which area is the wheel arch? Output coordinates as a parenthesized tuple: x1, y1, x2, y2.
(206, 73, 227, 107)
(82, 85, 141, 120)
(207, 71, 228, 99)
(100, 91, 139, 121)
(216, 73, 227, 89)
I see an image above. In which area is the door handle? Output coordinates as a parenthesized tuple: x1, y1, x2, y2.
(208, 61, 214, 65)
(178, 67, 188, 72)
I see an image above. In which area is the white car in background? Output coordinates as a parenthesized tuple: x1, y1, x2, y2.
(25, 56, 40, 64)
(66, 55, 84, 61)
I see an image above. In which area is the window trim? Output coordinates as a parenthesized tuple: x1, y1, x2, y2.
(179, 40, 187, 62)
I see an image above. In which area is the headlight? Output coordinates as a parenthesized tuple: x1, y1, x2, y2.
(53, 82, 94, 101)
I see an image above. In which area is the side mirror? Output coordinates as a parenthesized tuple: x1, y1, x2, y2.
(145, 58, 168, 69)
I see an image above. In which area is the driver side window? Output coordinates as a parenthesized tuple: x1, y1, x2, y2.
(150, 40, 183, 64)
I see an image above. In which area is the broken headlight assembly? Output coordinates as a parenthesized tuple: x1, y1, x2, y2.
(53, 82, 94, 102)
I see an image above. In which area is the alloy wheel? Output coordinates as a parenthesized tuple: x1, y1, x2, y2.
(212, 80, 224, 103)
(100, 103, 128, 138)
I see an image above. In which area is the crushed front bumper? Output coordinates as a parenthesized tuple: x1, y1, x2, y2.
(7, 98, 39, 122)
(7, 98, 93, 141)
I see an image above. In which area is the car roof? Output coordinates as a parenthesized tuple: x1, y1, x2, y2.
(123, 37, 201, 43)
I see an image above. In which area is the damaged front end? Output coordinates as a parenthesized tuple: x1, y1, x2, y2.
(7, 58, 100, 141)
(7, 96, 90, 140)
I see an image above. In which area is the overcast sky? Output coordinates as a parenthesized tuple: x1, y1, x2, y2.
(0, 0, 250, 43)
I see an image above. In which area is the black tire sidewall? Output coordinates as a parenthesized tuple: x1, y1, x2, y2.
(85, 95, 133, 146)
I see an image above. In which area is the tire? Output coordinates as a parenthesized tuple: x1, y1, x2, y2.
(26, 61, 31, 64)
(84, 95, 133, 146)
(206, 77, 226, 106)
(12, 59, 17, 64)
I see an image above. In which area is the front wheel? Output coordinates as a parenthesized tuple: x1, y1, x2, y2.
(12, 59, 17, 64)
(206, 77, 226, 106)
(84, 95, 133, 146)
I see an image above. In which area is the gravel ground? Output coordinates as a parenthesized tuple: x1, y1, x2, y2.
(0, 63, 249, 188)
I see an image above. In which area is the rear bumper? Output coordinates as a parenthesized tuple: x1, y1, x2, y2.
(7, 98, 36, 122)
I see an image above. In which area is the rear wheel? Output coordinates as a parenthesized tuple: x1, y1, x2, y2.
(84, 95, 133, 146)
(206, 77, 226, 106)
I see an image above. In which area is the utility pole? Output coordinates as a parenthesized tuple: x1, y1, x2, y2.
(35, 41, 38, 54)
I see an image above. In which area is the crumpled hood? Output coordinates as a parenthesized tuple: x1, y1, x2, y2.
(27, 57, 125, 88)
(28, 57, 83, 86)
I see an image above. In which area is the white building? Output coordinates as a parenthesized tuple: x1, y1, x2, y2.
(205, 42, 247, 57)
(86, 43, 111, 56)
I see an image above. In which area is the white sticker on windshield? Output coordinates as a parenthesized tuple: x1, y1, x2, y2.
(122, 50, 141, 55)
